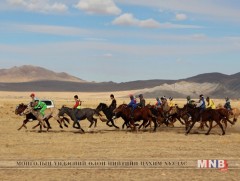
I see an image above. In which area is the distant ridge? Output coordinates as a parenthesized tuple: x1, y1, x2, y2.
(0, 65, 85, 83)
(0, 65, 239, 98)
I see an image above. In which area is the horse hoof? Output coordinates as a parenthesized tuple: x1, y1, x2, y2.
(205, 133, 209, 135)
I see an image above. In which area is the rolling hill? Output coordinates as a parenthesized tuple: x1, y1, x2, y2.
(0, 65, 85, 83)
(0, 65, 239, 98)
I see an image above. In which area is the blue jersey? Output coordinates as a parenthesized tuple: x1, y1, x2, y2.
(128, 99, 137, 109)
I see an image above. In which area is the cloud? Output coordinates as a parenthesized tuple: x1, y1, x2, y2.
(112, 13, 201, 29)
(103, 53, 113, 58)
(115, 0, 240, 22)
(176, 13, 187, 21)
(112, 13, 160, 28)
(5, 23, 90, 36)
(6, 0, 68, 13)
(74, 0, 121, 15)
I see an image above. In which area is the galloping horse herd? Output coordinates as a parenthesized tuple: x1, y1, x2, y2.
(15, 100, 239, 135)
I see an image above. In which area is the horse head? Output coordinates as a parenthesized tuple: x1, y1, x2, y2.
(96, 103, 108, 112)
(58, 106, 73, 119)
(22, 104, 34, 115)
(15, 103, 28, 115)
(113, 104, 128, 118)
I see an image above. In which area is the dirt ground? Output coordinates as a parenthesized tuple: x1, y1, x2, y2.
(0, 92, 239, 181)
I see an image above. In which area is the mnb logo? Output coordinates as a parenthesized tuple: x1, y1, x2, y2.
(197, 160, 228, 170)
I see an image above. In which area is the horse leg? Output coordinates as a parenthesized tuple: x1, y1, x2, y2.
(186, 120, 197, 135)
(62, 118, 68, 128)
(178, 117, 185, 125)
(94, 118, 97, 128)
(45, 119, 52, 129)
(152, 119, 157, 132)
(226, 118, 235, 125)
(197, 122, 204, 130)
(109, 118, 119, 129)
(73, 120, 79, 129)
(18, 119, 29, 130)
(216, 120, 225, 135)
(138, 122, 144, 130)
(32, 123, 40, 129)
(122, 122, 125, 129)
(63, 117, 70, 124)
(106, 121, 113, 127)
(205, 121, 213, 135)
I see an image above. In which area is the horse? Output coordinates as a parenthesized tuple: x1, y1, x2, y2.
(19, 103, 70, 132)
(96, 103, 119, 129)
(159, 102, 185, 127)
(15, 103, 52, 131)
(145, 104, 167, 127)
(58, 106, 101, 132)
(182, 105, 226, 135)
(216, 104, 239, 128)
(113, 104, 157, 132)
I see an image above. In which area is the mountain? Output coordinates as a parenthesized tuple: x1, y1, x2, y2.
(0, 65, 85, 83)
(0, 65, 239, 98)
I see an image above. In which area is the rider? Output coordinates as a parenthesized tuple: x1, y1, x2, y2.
(169, 97, 175, 108)
(128, 94, 137, 118)
(30, 93, 38, 102)
(224, 97, 232, 111)
(137, 94, 145, 108)
(155, 97, 162, 107)
(109, 94, 117, 112)
(30, 93, 39, 106)
(206, 97, 216, 109)
(73, 95, 81, 117)
(33, 100, 47, 118)
(196, 94, 206, 121)
(186, 96, 195, 105)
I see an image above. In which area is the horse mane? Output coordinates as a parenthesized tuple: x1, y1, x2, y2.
(99, 103, 108, 107)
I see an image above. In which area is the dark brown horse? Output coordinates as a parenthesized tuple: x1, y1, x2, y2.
(113, 104, 157, 132)
(182, 105, 227, 135)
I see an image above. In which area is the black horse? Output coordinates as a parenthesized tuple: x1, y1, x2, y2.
(58, 106, 101, 132)
(96, 103, 119, 129)
(15, 103, 70, 131)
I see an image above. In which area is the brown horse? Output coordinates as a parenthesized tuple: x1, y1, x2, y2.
(15, 103, 52, 131)
(18, 103, 69, 132)
(183, 105, 226, 135)
(113, 104, 157, 132)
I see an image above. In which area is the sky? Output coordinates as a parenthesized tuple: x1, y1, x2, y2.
(0, 0, 240, 82)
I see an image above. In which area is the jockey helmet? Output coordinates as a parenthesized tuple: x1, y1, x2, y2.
(169, 97, 173, 100)
(138, 94, 143, 98)
(187, 96, 191, 100)
(30, 93, 35, 97)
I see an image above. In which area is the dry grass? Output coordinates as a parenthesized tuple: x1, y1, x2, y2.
(0, 92, 239, 180)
